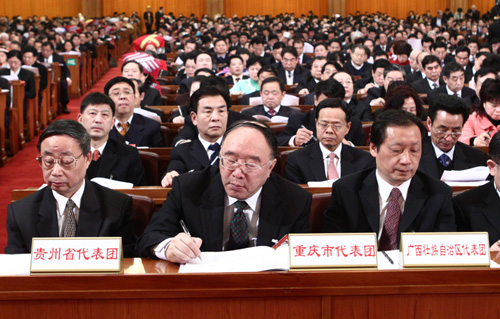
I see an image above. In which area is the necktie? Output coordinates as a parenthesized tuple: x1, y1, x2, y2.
(379, 188, 402, 251)
(432, 83, 438, 90)
(268, 109, 276, 117)
(92, 150, 100, 161)
(287, 71, 292, 79)
(327, 153, 339, 180)
(439, 153, 451, 167)
(63, 199, 77, 237)
(228, 201, 249, 250)
(119, 122, 129, 136)
(208, 143, 220, 166)
(235, 77, 240, 83)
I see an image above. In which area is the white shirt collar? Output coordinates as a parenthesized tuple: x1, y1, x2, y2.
(375, 169, 411, 203)
(263, 105, 281, 114)
(227, 187, 263, 212)
(91, 141, 107, 155)
(52, 180, 86, 219)
(427, 78, 439, 88)
(115, 113, 134, 130)
(431, 141, 455, 161)
(319, 141, 342, 159)
(351, 60, 363, 70)
(446, 86, 461, 97)
(198, 134, 223, 151)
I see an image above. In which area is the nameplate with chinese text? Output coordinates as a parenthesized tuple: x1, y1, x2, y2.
(30, 237, 122, 273)
(401, 232, 490, 268)
(288, 233, 378, 269)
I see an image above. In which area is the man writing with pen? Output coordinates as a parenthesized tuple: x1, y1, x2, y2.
(137, 118, 312, 263)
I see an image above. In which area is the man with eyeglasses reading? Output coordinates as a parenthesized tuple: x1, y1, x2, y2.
(5, 119, 137, 257)
(104, 76, 164, 147)
(418, 94, 488, 180)
(285, 98, 374, 184)
(137, 121, 311, 263)
(241, 77, 300, 120)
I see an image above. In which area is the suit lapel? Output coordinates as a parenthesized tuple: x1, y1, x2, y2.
(309, 143, 327, 180)
(360, 172, 380, 233)
(399, 175, 427, 232)
(257, 177, 283, 246)
(97, 140, 119, 179)
(128, 116, 145, 145)
(77, 182, 103, 236)
(420, 141, 441, 177)
(340, 145, 356, 176)
(199, 173, 225, 251)
(453, 143, 470, 170)
(35, 187, 59, 237)
(191, 140, 210, 166)
(481, 183, 500, 234)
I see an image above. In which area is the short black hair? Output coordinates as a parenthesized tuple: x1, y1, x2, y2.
(372, 58, 392, 72)
(258, 65, 279, 77)
(489, 131, 500, 164)
(104, 76, 136, 95)
(222, 120, 278, 159)
(474, 67, 497, 84)
(227, 55, 244, 66)
(281, 46, 298, 58)
(314, 78, 345, 100)
(442, 62, 464, 78)
(7, 50, 22, 61)
(22, 45, 38, 56)
(121, 60, 144, 74)
(314, 98, 352, 123)
(370, 110, 427, 150)
(260, 76, 284, 92)
(80, 92, 116, 115)
(38, 119, 91, 156)
(428, 93, 469, 124)
(422, 55, 440, 69)
(189, 85, 231, 114)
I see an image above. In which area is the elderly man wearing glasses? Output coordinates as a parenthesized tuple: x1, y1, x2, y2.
(5, 119, 137, 257)
(137, 121, 311, 263)
(418, 94, 488, 180)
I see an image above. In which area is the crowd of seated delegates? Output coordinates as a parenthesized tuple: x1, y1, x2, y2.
(0, 13, 139, 117)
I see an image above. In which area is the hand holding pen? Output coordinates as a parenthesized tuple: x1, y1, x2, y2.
(165, 220, 203, 263)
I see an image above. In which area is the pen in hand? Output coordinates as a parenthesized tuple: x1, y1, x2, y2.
(300, 125, 318, 142)
(180, 220, 202, 261)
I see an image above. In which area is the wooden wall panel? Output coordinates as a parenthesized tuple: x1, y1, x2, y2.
(1, 0, 81, 18)
(346, 0, 450, 20)
(102, 0, 206, 19)
(225, 0, 328, 18)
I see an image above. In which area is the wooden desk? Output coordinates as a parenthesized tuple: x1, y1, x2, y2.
(1, 255, 500, 318)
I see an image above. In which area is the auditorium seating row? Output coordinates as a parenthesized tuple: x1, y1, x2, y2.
(0, 27, 139, 167)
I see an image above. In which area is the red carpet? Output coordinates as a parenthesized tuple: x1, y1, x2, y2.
(0, 61, 124, 253)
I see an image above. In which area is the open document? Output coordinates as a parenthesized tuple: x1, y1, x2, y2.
(179, 245, 290, 273)
(441, 166, 489, 182)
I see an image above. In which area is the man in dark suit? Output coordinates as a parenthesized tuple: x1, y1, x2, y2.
(454, 46, 474, 84)
(295, 57, 327, 97)
(323, 110, 456, 250)
(1, 50, 37, 119)
(285, 98, 374, 184)
(333, 71, 373, 122)
(293, 38, 313, 69)
(212, 38, 229, 66)
(137, 121, 312, 262)
(342, 45, 372, 78)
(161, 86, 229, 187)
(433, 41, 454, 68)
(431, 10, 448, 29)
(155, 7, 163, 31)
(5, 119, 136, 257)
(240, 65, 279, 105)
(78, 92, 146, 186)
(242, 77, 300, 120)
(277, 46, 310, 86)
(354, 59, 391, 96)
(250, 36, 274, 65)
(411, 55, 443, 94)
(365, 64, 405, 108)
(418, 94, 488, 179)
(38, 41, 71, 114)
(224, 55, 248, 86)
(427, 62, 478, 108)
(104, 77, 164, 147)
(143, 5, 154, 34)
(22, 46, 48, 109)
(278, 78, 364, 147)
(453, 131, 500, 250)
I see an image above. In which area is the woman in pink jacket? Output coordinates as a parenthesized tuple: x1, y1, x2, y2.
(460, 78, 500, 146)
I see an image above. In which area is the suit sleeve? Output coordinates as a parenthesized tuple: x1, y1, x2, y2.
(284, 152, 306, 184)
(433, 187, 457, 232)
(117, 196, 138, 258)
(136, 177, 185, 258)
(172, 120, 198, 146)
(165, 146, 190, 175)
(277, 113, 304, 146)
(323, 183, 349, 233)
(291, 191, 312, 233)
(452, 196, 471, 232)
(5, 203, 29, 254)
